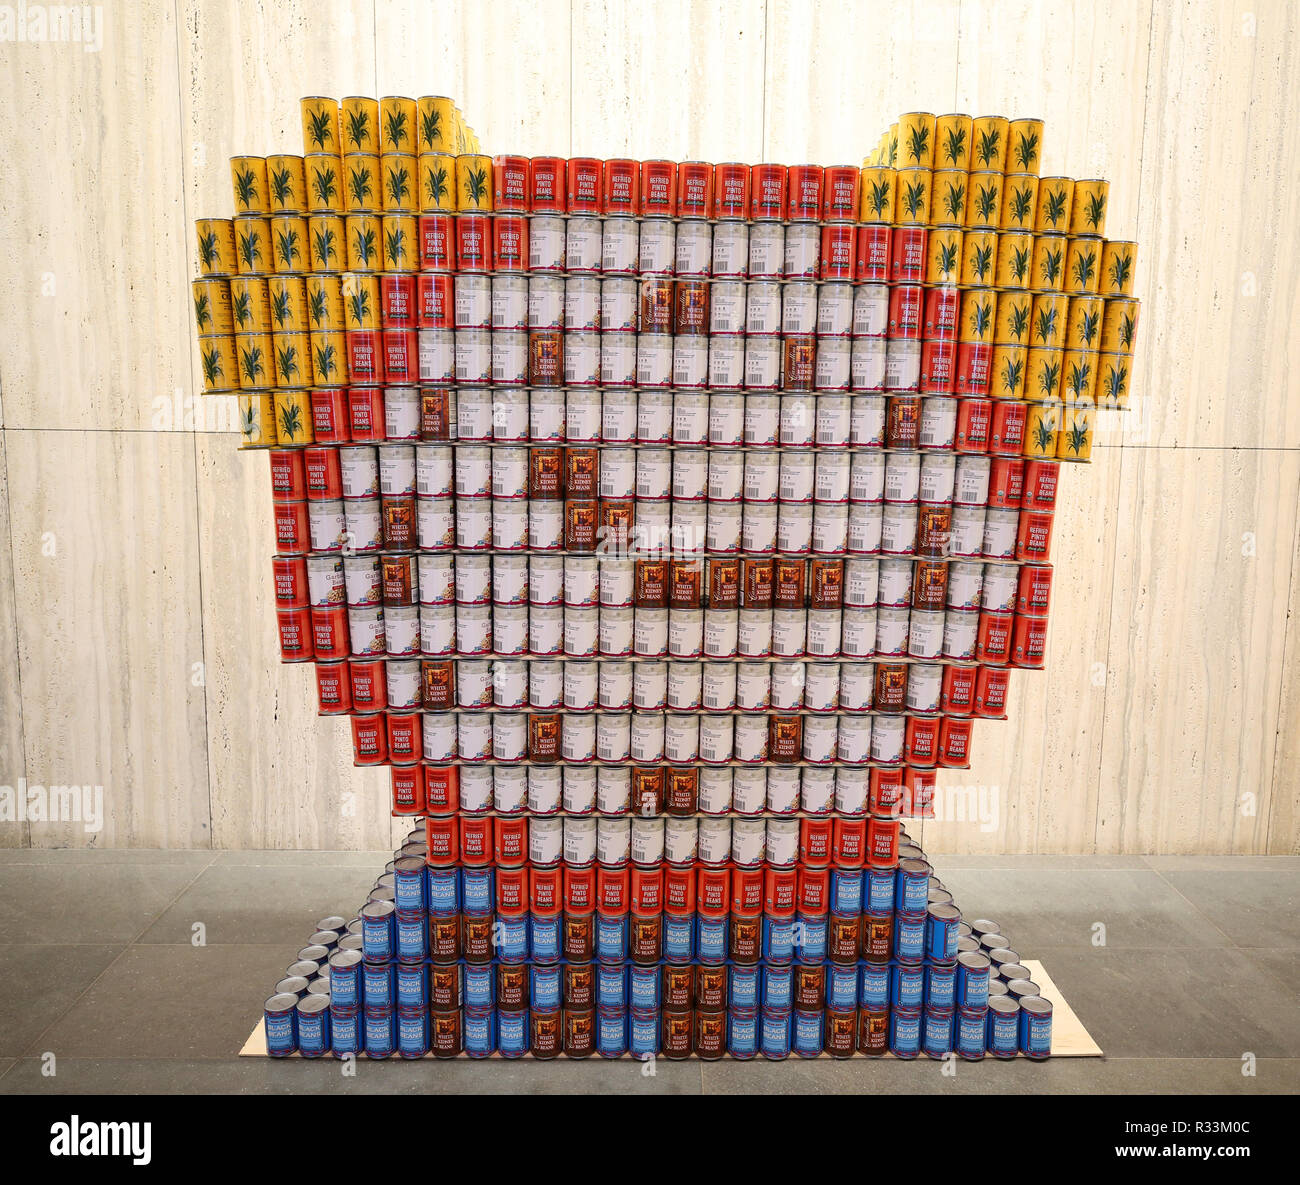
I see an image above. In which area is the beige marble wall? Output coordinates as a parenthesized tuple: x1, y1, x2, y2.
(0, 0, 1295, 851)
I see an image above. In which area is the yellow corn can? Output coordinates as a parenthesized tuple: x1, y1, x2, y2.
(382, 155, 418, 213)
(990, 345, 1028, 399)
(1030, 292, 1068, 350)
(274, 389, 314, 446)
(1069, 179, 1109, 236)
(1030, 234, 1068, 293)
(971, 116, 1009, 171)
(228, 276, 272, 335)
(345, 215, 383, 272)
(233, 216, 272, 276)
(1007, 118, 1044, 174)
(301, 97, 341, 155)
(230, 156, 268, 215)
(898, 112, 937, 170)
(305, 275, 345, 333)
(457, 154, 495, 212)
(343, 154, 381, 214)
(1033, 176, 1073, 233)
(930, 170, 968, 227)
(192, 279, 233, 337)
(964, 171, 1003, 229)
(925, 228, 964, 285)
(999, 173, 1038, 230)
(310, 331, 350, 386)
(858, 167, 897, 223)
(1100, 298, 1140, 355)
(1061, 350, 1100, 403)
(994, 231, 1034, 289)
(198, 335, 238, 393)
(1096, 352, 1132, 407)
(1064, 238, 1102, 295)
(1027, 349, 1065, 403)
(895, 168, 930, 224)
(381, 215, 418, 270)
(234, 332, 274, 389)
(1023, 403, 1060, 459)
(341, 96, 380, 154)
(272, 333, 312, 389)
(962, 230, 998, 288)
(267, 275, 310, 334)
(195, 218, 237, 277)
(237, 392, 277, 447)
(265, 155, 307, 214)
(342, 273, 382, 330)
(1057, 403, 1093, 461)
(1065, 296, 1105, 352)
(1100, 240, 1138, 296)
(418, 96, 458, 154)
(934, 113, 973, 170)
(959, 289, 997, 343)
(379, 96, 418, 156)
(269, 215, 310, 274)
(305, 154, 343, 214)
(419, 153, 458, 213)
(994, 290, 1034, 345)
(308, 215, 346, 273)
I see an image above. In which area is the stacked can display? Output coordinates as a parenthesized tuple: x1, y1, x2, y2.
(194, 97, 1143, 1061)
(262, 823, 1053, 1060)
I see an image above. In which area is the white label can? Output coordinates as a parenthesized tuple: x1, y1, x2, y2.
(748, 222, 785, 278)
(600, 277, 638, 331)
(735, 663, 771, 710)
(851, 394, 886, 445)
(597, 819, 634, 867)
(908, 608, 945, 658)
(852, 284, 889, 336)
(601, 218, 638, 274)
(596, 713, 631, 762)
(528, 215, 565, 272)
(710, 281, 746, 334)
(600, 331, 637, 386)
(942, 607, 979, 659)
(697, 818, 733, 866)
(840, 607, 877, 657)
(562, 712, 596, 762)
(947, 561, 984, 610)
(837, 715, 872, 764)
(667, 662, 703, 710)
(851, 336, 887, 390)
(638, 218, 676, 274)
(564, 275, 601, 330)
(664, 817, 699, 864)
(563, 768, 597, 816)
(527, 274, 564, 327)
(633, 661, 668, 710)
(712, 222, 749, 278)
(564, 817, 598, 864)
(697, 768, 733, 815)
(781, 283, 817, 335)
(565, 216, 602, 272)
(675, 219, 712, 275)
(733, 767, 767, 814)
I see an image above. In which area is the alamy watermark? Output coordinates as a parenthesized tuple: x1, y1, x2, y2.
(0, 779, 104, 833)
(0, 3, 104, 52)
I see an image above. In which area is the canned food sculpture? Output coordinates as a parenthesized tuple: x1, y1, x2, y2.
(199, 97, 1141, 1060)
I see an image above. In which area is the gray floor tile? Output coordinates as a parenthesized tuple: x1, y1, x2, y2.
(135, 866, 381, 945)
(31, 945, 291, 1060)
(935, 869, 1231, 951)
(0, 865, 209, 944)
(0, 945, 124, 1057)
(1143, 856, 1300, 872)
(212, 851, 395, 868)
(1039, 948, 1300, 1058)
(0, 1054, 704, 1094)
(1155, 870, 1300, 947)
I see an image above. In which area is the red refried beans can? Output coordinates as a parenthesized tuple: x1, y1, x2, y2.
(529, 156, 566, 213)
(713, 163, 750, 219)
(603, 158, 639, 214)
(641, 160, 678, 216)
(493, 154, 530, 212)
(750, 163, 787, 220)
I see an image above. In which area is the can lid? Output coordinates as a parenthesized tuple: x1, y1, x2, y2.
(307, 930, 340, 947)
(361, 899, 396, 920)
(394, 856, 425, 874)
(898, 858, 931, 875)
(1006, 978, 1040, 998)
(987, 946, 1020, 964)
(927, 903, 961, 922)
(287, 960, 321, 978)
(979, 933, 1010, 950)
(329, 949, 364, 969)
(265, 992, 299, 1012)
(337, 935, 364, 953)
(987, 979, 1009, 997)
(957, 936, 980, 953)
(1019, 995, 1052, 1017)
(297, 944, 330, 962)
(297, 992, 331, 1015)
(956, 951, 991, 973)
(999, 962, 1032, 981)
(988, 993, 1020, 1015)
(275, 976, 310, 996)
(970, 917, 1001, 935)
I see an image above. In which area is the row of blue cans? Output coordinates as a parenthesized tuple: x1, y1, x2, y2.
(328, 953, 993, 1013)
(402, 862, 930, 917)
(268, 1000, 1051, 1060)
(352, 907, 959, 967)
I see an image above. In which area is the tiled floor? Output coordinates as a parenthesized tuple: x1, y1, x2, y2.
(0, 851, 1295, 1095)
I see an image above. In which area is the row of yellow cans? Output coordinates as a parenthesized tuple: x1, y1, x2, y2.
(868, 114, 1045, 176)
(230, 151, 490, 216)
(193, 274, 352, 336)
(987, 346, 1134, 406)
(195, 213, 418, 277)
(301, 96, 478, 159)
(859, 168, 1108, 237)
(237, 391, 314, 449)
(938, 289, 1138, 354)
(924, 229, 1135, 295)
(1025, 402, 1095, 462)
(198, 329, 349, 393)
